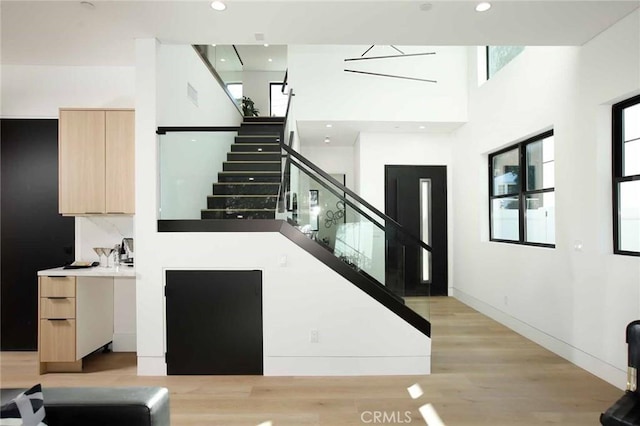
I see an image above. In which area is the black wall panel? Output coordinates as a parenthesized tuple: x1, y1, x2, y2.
(166, 270, 263, 375)
(1, 119, 75, 350)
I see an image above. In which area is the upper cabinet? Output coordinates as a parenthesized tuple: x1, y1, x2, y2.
(59, 109, 135, 215)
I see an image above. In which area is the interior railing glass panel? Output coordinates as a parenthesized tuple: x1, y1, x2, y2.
(277, 143, 432, 316)
(158, 131, 237, 220)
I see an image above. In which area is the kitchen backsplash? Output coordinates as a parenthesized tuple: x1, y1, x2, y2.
(76, 216, 134, 262)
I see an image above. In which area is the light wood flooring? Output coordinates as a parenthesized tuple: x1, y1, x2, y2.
(0, 297, 621, 425)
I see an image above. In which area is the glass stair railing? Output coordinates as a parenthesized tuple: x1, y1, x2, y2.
(276, 137, 433, 318)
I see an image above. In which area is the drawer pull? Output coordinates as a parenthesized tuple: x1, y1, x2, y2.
(48, 276, 68, 279)
(46, 297, 68, 300)
(47, 318, 68, 321)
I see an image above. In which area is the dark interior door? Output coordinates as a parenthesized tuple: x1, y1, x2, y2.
(385, 165, 448, 296)
(165, 270, 263, 375)
(1, 119, 75, 350)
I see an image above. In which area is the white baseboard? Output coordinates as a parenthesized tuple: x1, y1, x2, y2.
(453, 288, 626, 390)
(112, 333, 136, 352)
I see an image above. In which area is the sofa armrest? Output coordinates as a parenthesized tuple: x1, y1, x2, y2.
(43, 387, 170, 426)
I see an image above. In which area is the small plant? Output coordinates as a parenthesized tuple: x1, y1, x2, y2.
(242, 96, 259, 117)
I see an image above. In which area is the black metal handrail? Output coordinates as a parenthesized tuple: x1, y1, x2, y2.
(280, 141, 432, 253)
(281, 69, 288, 94)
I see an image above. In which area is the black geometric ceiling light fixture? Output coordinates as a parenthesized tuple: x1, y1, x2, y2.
(344, 45, 437, 83)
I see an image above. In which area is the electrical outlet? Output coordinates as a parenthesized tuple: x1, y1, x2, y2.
(310, 329, 319, 343)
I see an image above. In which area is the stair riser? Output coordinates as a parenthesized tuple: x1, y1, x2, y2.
(208, 196, 277, 209)
(218, 174, 281, 183)
(201, 210, 276, 220)
(234, 136, 280, 144)
(238, 124, 282, 136)
(213, 184, 280, 195)
(231, 143, 280, 153)
(227, 153, 280, 162)
(223, 162, 281, 172)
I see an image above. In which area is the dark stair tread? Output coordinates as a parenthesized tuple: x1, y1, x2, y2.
(207, 195, 278, 198)
(202, 208, 276, 211)
(243, 116, 285, 123)
(214, 182, 280, 185)
(218, 171, 281, 174)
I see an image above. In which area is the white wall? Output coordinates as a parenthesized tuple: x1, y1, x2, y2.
(355, 132, 455, 292)
(135, 40, 430, 375)
(0, 65, 134, 118)
(157, 44, 242, 126)
(0, 62, 138, 351)
(452, 11, 640, 389)
(300, 145, 355, 189)
(288, 45, 467, 123)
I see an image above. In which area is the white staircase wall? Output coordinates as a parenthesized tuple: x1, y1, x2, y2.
(136, 40, 430, 376)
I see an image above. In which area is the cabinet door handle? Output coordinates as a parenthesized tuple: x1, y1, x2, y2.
(107, 211, 126, 214)
(48, 276, 68, 279)
(47, 297, 68, 300)
(47, 318, 68, 321)
(85, 212, 102, 214)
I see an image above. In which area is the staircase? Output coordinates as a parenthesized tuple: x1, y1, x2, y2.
(201, 116, 284, 219)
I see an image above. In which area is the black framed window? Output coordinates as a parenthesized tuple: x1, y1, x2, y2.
(269, 83, 288, 117)
(489, 130, 555, 247)
(226, 82, 242, 103)
(613, 95, 640, 256)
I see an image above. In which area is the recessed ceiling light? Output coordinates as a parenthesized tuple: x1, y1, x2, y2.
(210, 1, 226, 11)
(220, 58, 226, 62)
(326, 124, 333, 128)
(268, 58, 273, 62)
(324, 137, 331, 144)
(476, 2, 491, 12)
(211, 44, 217, 47)
(419, 125, 425, 129)
(263, 44, 269, 47)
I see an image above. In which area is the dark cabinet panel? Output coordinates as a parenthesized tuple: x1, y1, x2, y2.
(1, 119, 75, 350)
(166, 270, 263, 375)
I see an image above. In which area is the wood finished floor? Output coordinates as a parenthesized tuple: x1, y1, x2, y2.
(1, 297, 621, 425)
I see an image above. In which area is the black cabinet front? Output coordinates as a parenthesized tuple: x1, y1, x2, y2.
(165, 270, 263, 375)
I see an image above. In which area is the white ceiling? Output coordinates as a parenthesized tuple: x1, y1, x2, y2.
(2, 0, 638, 146)
(1, 1, 638, 66)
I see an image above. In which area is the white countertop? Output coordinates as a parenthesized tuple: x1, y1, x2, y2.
(38, 266, 135, 277)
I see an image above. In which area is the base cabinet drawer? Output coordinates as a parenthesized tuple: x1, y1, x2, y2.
(41, 298, 75, 319)
(40, 319, 76, 362)
(41, 276, 76, 297)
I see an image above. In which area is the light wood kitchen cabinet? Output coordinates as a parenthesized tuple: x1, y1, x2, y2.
(38, 276, 114, 373)
(58, 108, 135, 215)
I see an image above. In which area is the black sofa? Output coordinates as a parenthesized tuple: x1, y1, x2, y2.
(601, 320, 640, 426)
(0, 386, 170, 426)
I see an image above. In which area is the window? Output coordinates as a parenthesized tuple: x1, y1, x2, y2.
(269, 83, 288, 117)
(489, 130, 555, 247)
(613, 95, 640, 256)
(486, 46, 525, 79)
(226, 82, 242, 103)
